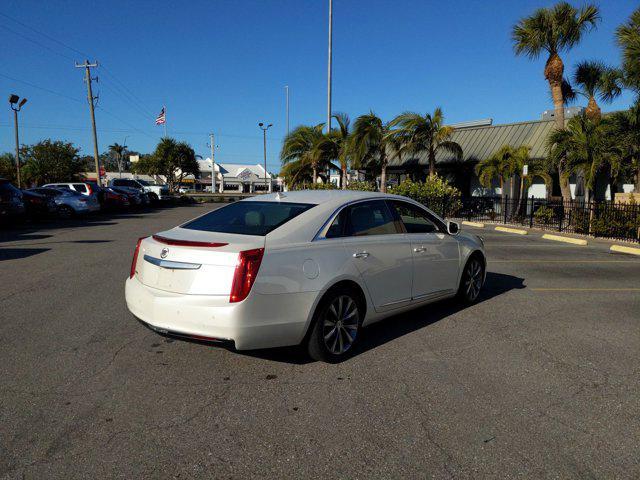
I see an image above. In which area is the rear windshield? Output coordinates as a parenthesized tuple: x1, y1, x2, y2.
(182, 201, 315, 236)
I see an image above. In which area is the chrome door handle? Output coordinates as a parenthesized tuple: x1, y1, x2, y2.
(353, 251, 370, 258)
(413, 247, 427, 253)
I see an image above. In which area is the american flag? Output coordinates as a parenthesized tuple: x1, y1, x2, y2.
(155, 107, 166, 125)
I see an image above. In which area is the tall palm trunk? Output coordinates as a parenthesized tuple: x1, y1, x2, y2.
(341, 165, 347, 189)
(380, 154, 387, 193)
(546, 52, 572, 202)
(428, 146, 436, 177)
(312, 165, 317, 184)
(585, 96, 601, 121)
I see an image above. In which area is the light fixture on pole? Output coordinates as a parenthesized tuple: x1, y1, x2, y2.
(258, 122, 273, 193)
(9, 94, 27, 189)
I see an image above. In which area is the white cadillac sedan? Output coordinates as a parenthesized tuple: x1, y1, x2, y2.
(125, 190, 486, 362)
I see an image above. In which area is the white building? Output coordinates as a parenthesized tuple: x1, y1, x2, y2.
(197, 159, 277, 193)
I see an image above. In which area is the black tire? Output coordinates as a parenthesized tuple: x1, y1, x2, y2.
(57, 205, 74, 219)
(148, 192, 159, 203)
(307, 287, 362, 363)
(457, 255, 485, 304)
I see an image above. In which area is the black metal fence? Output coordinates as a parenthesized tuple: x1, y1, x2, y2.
(422, 196, 640, 244)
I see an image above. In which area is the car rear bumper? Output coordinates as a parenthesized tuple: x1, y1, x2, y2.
(125, 276, 316, 350)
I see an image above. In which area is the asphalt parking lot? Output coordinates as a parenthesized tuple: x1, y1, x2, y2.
(1, 205, 639, 479)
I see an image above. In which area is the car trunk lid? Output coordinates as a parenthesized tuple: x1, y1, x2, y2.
(135, 227, 265, 296)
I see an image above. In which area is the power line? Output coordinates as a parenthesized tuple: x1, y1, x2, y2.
(1, 14, 157, 125)
(0, 72, 85, 104)
(0, 23, 75, 62)
(0, 12, 90, 58)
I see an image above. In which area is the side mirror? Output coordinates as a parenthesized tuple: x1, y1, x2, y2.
(447, 221, 459, 235)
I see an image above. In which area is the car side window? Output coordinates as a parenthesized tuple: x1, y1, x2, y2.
(73, 184, 87, 193)
(390, 201, 443, 234)
(325, 209, 348, 238)
(344, 200, 399, 237)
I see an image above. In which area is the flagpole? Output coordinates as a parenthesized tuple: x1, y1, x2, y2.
(163, 105, 167, 138)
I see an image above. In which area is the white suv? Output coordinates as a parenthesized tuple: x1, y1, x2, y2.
(109, 179, 170, 201)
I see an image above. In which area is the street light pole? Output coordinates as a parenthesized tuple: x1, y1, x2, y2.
(285, 85, 289, 135)
(258, 123, 273, 193)
(327, 0, 332, 134)
(8, 94, 27, 189)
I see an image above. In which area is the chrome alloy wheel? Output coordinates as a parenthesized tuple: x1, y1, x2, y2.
(464, 258, 483, 301)
(323, 295, 359, 355)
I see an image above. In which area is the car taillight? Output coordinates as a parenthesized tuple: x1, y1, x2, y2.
(130, 237, 146, 279)
(86, 184, 93, 195)
(229, 248, 264, 303)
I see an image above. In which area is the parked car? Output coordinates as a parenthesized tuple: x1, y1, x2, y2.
(43, 182, 101, 202)
(109, 178, 170, 201)
(0, 178, 26, 223)
(126, 190, 486, 362)
(101, 187, 130, 210)
(21, 189, 57, 219)
(109, 186, 148, 206)
(28, 187, 100, 218)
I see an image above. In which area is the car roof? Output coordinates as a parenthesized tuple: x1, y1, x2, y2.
(242, 189, 405, 207)
(239, 189, 422, 245)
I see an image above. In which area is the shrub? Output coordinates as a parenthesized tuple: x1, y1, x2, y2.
(346, 181, 377, 191)
(533, 205, 555, 225)
(388, 176, 462, 216)
(291, 182, 337, 190)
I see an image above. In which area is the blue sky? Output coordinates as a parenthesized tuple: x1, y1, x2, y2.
(0, 0, 636, 173)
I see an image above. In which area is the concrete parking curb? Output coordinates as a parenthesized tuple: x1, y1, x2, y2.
(541, 234, 588, 246)
(610, 244, 640, 256)
(495, 226, 528, 235)
(462, 221, 485, 228)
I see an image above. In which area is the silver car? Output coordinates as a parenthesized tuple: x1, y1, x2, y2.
(28, 188, 100, 218)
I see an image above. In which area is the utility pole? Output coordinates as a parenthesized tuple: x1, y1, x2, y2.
(209, 133, 216, 193)
(327, 0, 333, 135)
(285, 85, 290, 135)
(75, 60, 101, 185)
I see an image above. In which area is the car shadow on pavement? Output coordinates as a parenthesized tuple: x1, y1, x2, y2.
(240, 271, 526, 365)
(0, 247, 50, 261)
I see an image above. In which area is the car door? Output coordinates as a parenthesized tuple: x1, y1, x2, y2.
(337, 200, 413, 313)
(389, 200, 460, 301)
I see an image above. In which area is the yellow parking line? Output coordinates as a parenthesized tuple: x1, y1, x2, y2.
(462, 221, 485, 228)
(610, 245, 640, 256)
(495, 226, 528, 235)
(541, 233, 588, 246)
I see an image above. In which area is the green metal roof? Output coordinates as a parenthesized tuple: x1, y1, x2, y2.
(387, 119, 556, 167)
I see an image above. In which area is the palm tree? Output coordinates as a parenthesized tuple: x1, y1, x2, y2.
(315, 113, 351, 188)
(108, 142, 128, 176)
(513, 2, 600, 200)
(573, 61, 623, 121)
(610, 99, 640, 193)
(350, 112, 398, 193)
(475, 145, 530, 199)
(280, 124, 326, 184)
(616, 7, 640, 92)
(389, 107, 462, 177)
(547, 114, 611, 202)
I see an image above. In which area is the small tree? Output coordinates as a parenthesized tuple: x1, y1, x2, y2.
(0, 153, 17, 183)
(20, 140, 83, 186)
(134, 138, 199, 192)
